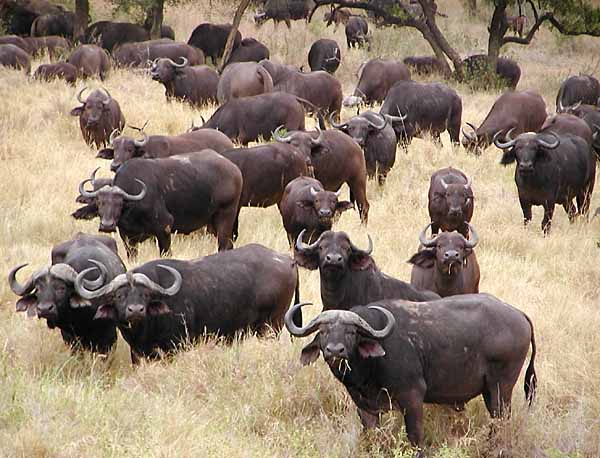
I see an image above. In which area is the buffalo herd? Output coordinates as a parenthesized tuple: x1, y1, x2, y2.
(6, 0, 600, 453)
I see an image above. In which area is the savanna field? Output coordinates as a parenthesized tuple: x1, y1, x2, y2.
(1, 1, 600, 456)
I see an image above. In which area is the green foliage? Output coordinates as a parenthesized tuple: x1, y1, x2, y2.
(109, 0, 181, 25)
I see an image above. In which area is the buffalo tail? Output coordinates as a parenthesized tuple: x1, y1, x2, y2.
(523, 312, 537, 406)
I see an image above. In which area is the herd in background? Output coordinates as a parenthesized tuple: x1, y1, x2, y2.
(3, 0, 600, 452)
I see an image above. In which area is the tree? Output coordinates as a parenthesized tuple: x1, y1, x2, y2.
(218, 0, 253, 72)
(466, 0, 476, 16)
(74, 0, 89, 41)
(146, 0, 164, 39)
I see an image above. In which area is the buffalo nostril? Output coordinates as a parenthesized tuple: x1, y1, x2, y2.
(326, 343, 345, 356)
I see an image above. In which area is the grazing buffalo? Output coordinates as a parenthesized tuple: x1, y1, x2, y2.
(462, 55, 521, 89)
(409, 223, 480, 297)
(0, 35, 33, 53)
(331, 111, 397, 185)
(200, 92, 306, 145)
(74, 244, 300, 363)
(33, 62, 77, 84)
(279, 177, 354, 245)
(0, 43, 30, 72)
(285, 295, 537, 448)
(81, 21, 174, 52)
(495, 131, 596, 233)
(345, 16, 370, 49)
(260, 59, 343, 119)
(72, 177, 113, 221)
(226, 37, 270, 64)
(506, 14, 527, 37)
(113, 40, 204, 67)
(403, 55, 448, 77)
(428, 167, 474, 238)
(294, 231, 439, 311)
(151, 57, 218, 107)
(97, 127, 234, 172)
(70, 88, 125, 148)
(24, 35, 71, 57)
(541, 113, 593, 146)
(308, 38, 341, 74)
(79, 151, 242, 255)
(8, 233, 125, 353)
(556, 75, 600, 112)
(343, 58, 411, 107)
(254, 0, 315, 28)
(67, 44, 111, 80)
(274, 127, 370, 223)
(217, 61, 273, 104)
(1, 0, 68, 36)
(380, 80, 462, 145)
(187, 23, 241, 65)
(30, 11, 73, 37)
(462, 90, 547, 152)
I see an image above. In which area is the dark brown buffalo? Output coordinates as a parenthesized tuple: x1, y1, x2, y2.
(33, 62, 77, 84)
(556, 75, 600, 112)
(8, 233, 125, 353)
(30, 11, 73, 37)
(72, 177, 112, 221)
(495, 131, 596, 233)
(151, 57, 218, 107)
(226, 37, 270, 64)
(428, 167, 474, 238)
(1, 0, 68, 36)
(409, 223, 480, 297)
(260, 59, 342, 119)
(70, 88, 125, 148)
(81, 21, 174, 52)
(67, 44, 111, 80)
(345, 16, 370, 49)
(200, 92, 306, 145)
(79, 151, 242, 256)
(380, 80, 462, 145)
(343, 58, 411, 107)
(0, 34, 33, 53)
(403, 55, 448, 77)
(294, 231, 439, 311)
(217, 61, 273, 104)
(541, 113, 593, 146)
(275, 127, 370, 223)
(285, 295, 537, 447)
(97, 127, 234, 172)
(308, 38, 341, 74)
(279, 176, 354, 245)
(187, 23, 241, 65)
(462, 90, 547, 152)
(74, 244, 299, 363)
(331, 111, 397, 185)
(559, 104, 600, 158)
(254, 0, 315, 28)
(0, 43, 30, 72)
(24, 35, 70, 57)
(462, 55, 521, 89)
(506, 14, 527, 37)
(113, 40, 204, 67)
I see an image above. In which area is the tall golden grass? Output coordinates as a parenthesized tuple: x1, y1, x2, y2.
(0, 1, 599, 456)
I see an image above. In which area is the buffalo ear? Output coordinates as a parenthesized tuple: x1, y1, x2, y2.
(94, 304, 117, 321)
(294, 247, 319, 270)
(336, 201, 354, 213)
(148, 301, 171, 316)
(71, 204, 98, 220)
(407, 249, 436, 269)
(349, 252, 374, 271)
(70, 106, 83, 116)
(16, 295, 37, 314)
(297, 200, 314, 209)
(300, 336, 321, 366)
(500, 150, 516, 165)
(96, 148, 114, 159)
(358, 339, 386, 358)
(70, 294, 91, 308)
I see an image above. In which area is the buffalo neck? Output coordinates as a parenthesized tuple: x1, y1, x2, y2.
(434, 267, 464, 297)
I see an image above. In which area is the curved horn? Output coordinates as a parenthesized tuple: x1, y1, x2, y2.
(74, 268, 128, 300)
(310, 125, 325, 147)
(76, 86, 87, 104)
(440, 177, 449, 190)
(558, 97, 565, 113)
(367, 113, 387, 130)
(273, 125, 293, 143)
(349, 234, 373, 256)
(130, 265, 182, 296)
(335, 189, 342, 197)
(77, 259, 109, 291)
(569, 101, 582, 112)
(133, 131, 149, 148)
(464, 176, 473, 190)
(418, 223, 438, 248)
(493, 127, 517, 149)
(384, 112, 407, 123)
(173, 57, 188, 68)
(8, 264, 36, 296)
(100, 87, 112, 106)
(538, 131, 560, 149)
(109, 128, 120, 145)
(329, 112, 347, 129)
(115, 179, 147, 201)
(310, 186, 318, 197)
(357, 306, 395, 339)
(295, 229, 324, 253)
(462, 122, 478, 142)
(284, 302, 325, 337)
(49, 264, 78, 283)
(463, 223, 479, 249)
(78, 167, 102, 199)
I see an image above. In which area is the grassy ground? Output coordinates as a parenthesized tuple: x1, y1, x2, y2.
(1, 1, 600, 457)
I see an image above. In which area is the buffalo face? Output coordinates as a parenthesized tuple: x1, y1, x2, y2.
(496, 132, 560, 176)
(70, 88, 112, 128)
(298, 187, 354, 225)
(150, 57, 188, 84)
(331, 112, 388, 147)
(108, 134, 148, 172)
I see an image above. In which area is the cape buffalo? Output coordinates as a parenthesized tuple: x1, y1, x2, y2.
(403, 55, 448, 77)
(74, 244, 300, 363)
(558, 105, 600, 159)
(0, 43, 30, 72)
(72, 177, 113, 221)
(8, 233, 125, 353)
(0, 35, 33, 53)
(343, 58, 411, 107)
(226, 37, 270, 64)
(541, 113, 593, 146)
(81, 21, 174, 52)
(428, 167, 474, 238)
(279, 177, 354, 245)
(254, 0, 315, 28)
(556, 75, 600, 112)
(380, 80, 462, 145)
(187, 23, 241, 65)
(79, 152, 242, 256)
(113, 40, 204, 67)
(24, 35, 70, 57)
(462, 55, 521, 89)
(30, 11, 73, 37)
(284, 295, 537, 448)
(495, 131, 596, 233)
(70, 87, 125, 148)
(151, 57, 218, 107)
(217, 61, 273, 104)
(33, 62, 77, 84)
(97, 127, 234, 172)
(409, 223, 480, 297)
(331, 111, 397, 185)
(274, 127, 370, 223)
(345, 16, 370, 49)
(294, 231, 439, 311)
(200, 92, 306, 145)
(1, 0, 67, 35)
(67, 44, 111, 80)
(308, 38, 341, 74)
(462, 90, 547, 152)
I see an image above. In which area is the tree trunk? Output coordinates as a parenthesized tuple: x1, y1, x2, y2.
(488, 1, 508, 63)
(148, 0, 164, 40)
(74, 0, 89, 42)
(218, 0, 252, 72)
(466, 0, 476, 16)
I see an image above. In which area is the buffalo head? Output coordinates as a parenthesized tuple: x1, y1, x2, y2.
(330, 112, 387, 146)
(74, 261, 182, 323)
(284, 302, 395, 365)
(495, 130, 560, 176)
(70, 87, 112, 128)
(150, 57, 188, 84)
(298, 186, 354, 224)
(436, 174, 473, 222)
(97, 128, 149, 172)
(274, 125, 326, 158)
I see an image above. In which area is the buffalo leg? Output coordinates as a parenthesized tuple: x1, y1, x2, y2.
(577, 185, 594, 217)
(212, 206, 237, 251)
(541, 203, 554, 234)
(120, 231, 139, 259)
(482, 381, 513, 418)
(404, 399, 425, 447)
(349, 179, 369, 224)
(563, 200, 577, 223)
(156, 231, 172, 257)
(519, 198, 532, 226)
(357, 408, 379, 428)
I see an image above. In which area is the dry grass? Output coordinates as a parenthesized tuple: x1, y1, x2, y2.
(1, 1, 600, 457)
